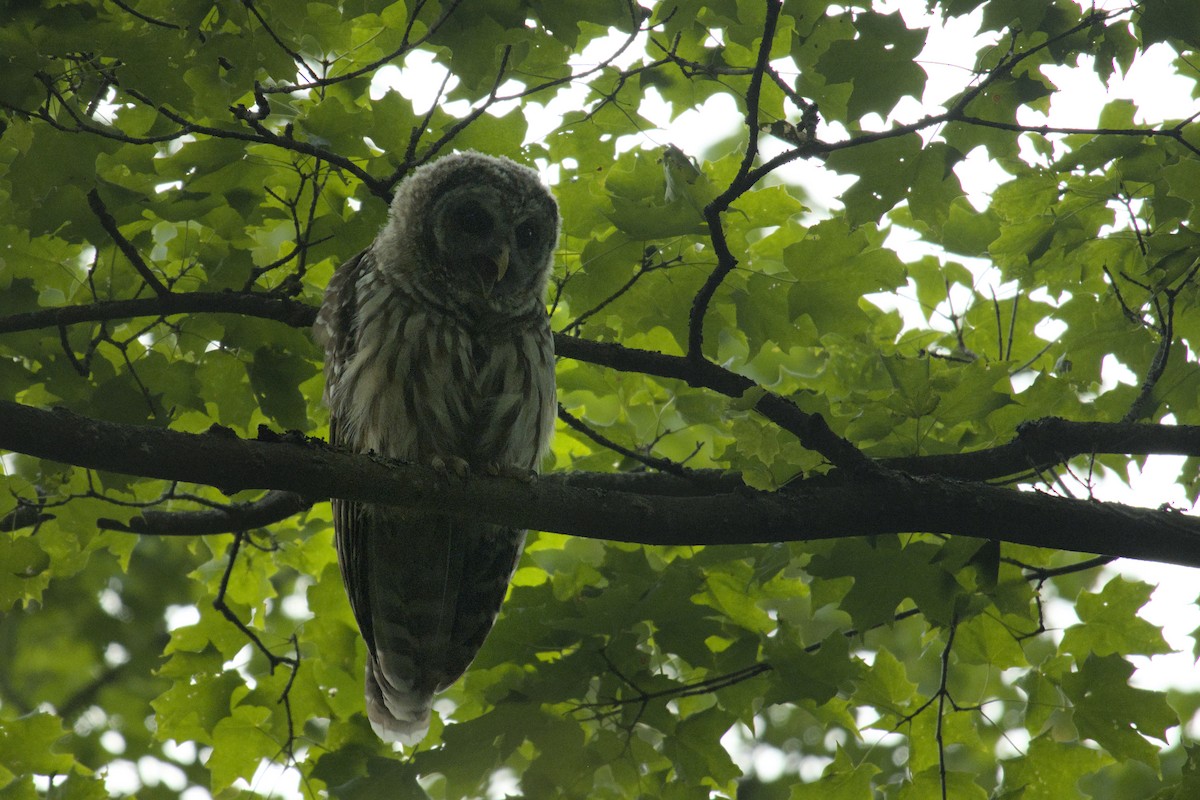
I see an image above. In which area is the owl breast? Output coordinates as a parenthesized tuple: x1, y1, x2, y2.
(330, 266, 555, 471)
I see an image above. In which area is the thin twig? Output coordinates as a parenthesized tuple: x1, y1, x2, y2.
(239, 0, 320, 82)
(213, 532, 300, 760)
(108, 0, 182, 29)
(935, 615, 958, 800)
(560, 253, 680, 335)
(1006, 294, 1018, 361)
(258, 0, 463, 95)
(86, 189, 170, 296)
(557, 405, 693, 478)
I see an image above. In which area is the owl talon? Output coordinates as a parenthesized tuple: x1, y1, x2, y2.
(485, 463, 538, 483)
(431, 455, 471, 480)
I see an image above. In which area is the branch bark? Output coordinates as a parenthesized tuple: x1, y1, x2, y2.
(4, 400, 1200, 568)
(99, 490, 311, 536)
(882, 417, 1200, 480)
(0, 292, 316, 334)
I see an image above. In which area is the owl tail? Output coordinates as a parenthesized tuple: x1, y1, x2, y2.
(364, 656, 433, 746)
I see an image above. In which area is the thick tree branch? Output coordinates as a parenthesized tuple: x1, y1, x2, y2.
(4, 401, 1200, 568)
(0, 292, 317, 334)
(882, 417, 1200, 481)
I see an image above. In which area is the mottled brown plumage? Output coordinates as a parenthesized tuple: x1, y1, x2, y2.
(314, 152, 558, 744)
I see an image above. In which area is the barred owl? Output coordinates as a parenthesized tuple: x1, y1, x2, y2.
(314, 151, 558, 744)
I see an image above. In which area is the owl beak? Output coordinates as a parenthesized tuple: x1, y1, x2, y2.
(485, 245, 510, 293)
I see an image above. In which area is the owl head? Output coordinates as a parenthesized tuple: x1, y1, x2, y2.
(372, 151, 559, 319)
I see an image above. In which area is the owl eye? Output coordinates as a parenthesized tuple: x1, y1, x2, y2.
(515, 220, 540, 250)
(450, 201, 493, 236)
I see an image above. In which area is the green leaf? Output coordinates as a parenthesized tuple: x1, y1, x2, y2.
(954, 609, 1027, 669)
(1002, 734, 1111, 799)
(899, 768, 988, 800)
(817, 11, 926, 120)
(151, 655, 243, 745)
(852, 646, 918, 716)
(764, 630, 860, 707)
(664, 707, 740, 787)
(790, 746, 880, 799)
(807, 538, 960, 628)
(208, 704, 278, 792)
(246, 344, 316, 430)
(0, 535, 51, 607)
(824, 134, 923, 225)
(1175, 744, 1200, 799)
(1062, 654, 1177, 765)
(1060, 577, 1172, 658)
(0, 713, 74, 778)
(783, 218, 907, 336)
(1138, 0, 1200, 48)
(694, 568, 775, 634)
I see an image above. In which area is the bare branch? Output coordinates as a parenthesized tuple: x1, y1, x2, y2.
(557, 405, 697, 480)
(87, 189, 170, 297)
(212, 532, 300, 761)
(99, 490, 310, 536)
(108, 0, 182, 29)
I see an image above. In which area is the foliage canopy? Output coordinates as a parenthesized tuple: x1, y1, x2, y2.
(3, 0, 1200, 797)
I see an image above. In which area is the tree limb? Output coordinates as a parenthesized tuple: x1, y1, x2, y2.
(0, 292, 317, 334)
(4, 401, 1200, 568)
(99, 490, 311, 536)
(881, 417, 1200, 480)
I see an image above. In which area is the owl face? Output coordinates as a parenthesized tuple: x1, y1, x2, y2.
(374, 152, 559, 319)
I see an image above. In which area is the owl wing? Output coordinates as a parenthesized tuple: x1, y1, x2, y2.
(319, 250, 438, 742)
(315, 249, 382, 655)
(313, 249, 367, 380)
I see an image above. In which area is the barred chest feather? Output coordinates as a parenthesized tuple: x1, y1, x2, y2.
(328, 268, 556, 473)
